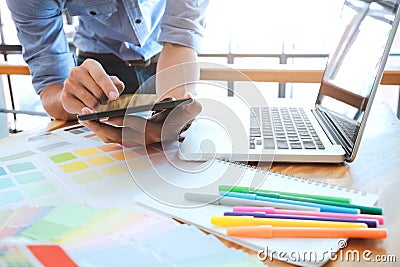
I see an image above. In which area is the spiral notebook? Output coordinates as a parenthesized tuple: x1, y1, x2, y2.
(135, 159, 379, 267)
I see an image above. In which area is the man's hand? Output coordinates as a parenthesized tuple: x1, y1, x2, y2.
(61, 59, 125, 115)
(40, 59, 125, 120)
(78, 93, 201, 146)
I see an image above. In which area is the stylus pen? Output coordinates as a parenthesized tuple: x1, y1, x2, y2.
(223, 212, 378, 228)
(218, 185, 351, 203)
(221, 192, 360, 214)
(211, 216, 367, 228)
(226, 225, 388, 239)
(183, 193, 320, 211)
(232, 206, 385, 225)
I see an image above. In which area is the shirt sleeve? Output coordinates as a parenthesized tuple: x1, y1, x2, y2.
(158, 0, 210, 53)
(6, 0, 76, 94)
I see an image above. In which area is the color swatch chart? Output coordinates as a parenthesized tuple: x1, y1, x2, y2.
(0, 130, 81, 209)
(0, 124, 175, 209)
(0, 203, 264, 267)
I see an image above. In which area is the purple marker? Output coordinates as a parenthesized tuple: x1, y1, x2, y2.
(232, 206, 384, 225)
(224, 212, 378, 228)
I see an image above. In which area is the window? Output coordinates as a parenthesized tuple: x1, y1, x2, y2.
(1, 0, 399, 136)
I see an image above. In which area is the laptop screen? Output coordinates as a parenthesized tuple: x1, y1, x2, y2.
(315, 0, 399, 159)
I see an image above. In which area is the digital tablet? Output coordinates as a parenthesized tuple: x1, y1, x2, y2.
(77, 97, 193, 121)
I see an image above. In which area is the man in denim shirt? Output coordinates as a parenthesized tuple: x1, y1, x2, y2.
(7, 0, 207, 144)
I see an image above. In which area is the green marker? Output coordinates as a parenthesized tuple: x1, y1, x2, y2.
(219, 185, 351, 204)
(253, 191, 382, 215)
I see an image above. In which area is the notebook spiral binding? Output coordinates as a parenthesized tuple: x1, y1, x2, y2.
(216, 159, 368, 196)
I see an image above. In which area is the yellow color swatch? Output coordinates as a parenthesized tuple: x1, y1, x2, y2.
(74, 148, 100, 157)
(110, 151, 137, 161)
(99, 165, 129, 176)
(86, 156, 114, 166)
(60, 161, 89, 173)
(71, 171, 102, 184)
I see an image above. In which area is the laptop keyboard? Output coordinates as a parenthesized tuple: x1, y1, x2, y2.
(249, 107, 325, 150)
(328, 112, 360, 144)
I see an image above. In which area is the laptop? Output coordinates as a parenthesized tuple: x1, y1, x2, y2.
(179, 0, 400, 163)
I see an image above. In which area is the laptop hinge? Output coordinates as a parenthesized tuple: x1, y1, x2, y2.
(312, 107, 352, 158)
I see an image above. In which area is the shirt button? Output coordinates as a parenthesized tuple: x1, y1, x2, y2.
(135, 18, 142, 24)
(89, 11, 97, 16)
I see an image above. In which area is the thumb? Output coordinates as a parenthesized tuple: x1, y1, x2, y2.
(183, 92, 202, 115)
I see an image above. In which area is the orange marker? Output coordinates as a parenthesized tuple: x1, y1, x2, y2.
(226, 225, 388, 239)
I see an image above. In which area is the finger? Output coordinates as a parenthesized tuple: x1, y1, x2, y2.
(106, 116, 124, 126)
(82, 59, 120, 101)
(149, 96, 196, 123)
(79, 118, 123, 144)
(110, 76, 125, 95)
(80, 76, 109, 105)
(61, 91, 92, 115)
(78, 107, 122, 142)
(159, 99, 201, 141)
(79, 109, 156, 145)
(164, 98, 202, 126)
(66, 85, 102, 111)
(182, 100, 202, 121)
(64, 66, 104, 108)
(80, 121, 145, 147)
(98, 75, 124, 106)
(183, 91, 192, 99)
(69, 66, 108, 104)
(183, 92, 202, 116)
(149, 108, 172, 123)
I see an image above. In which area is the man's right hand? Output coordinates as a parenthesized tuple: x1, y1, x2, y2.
(40, 58, 125, 121)
(61, 58, 125, 115)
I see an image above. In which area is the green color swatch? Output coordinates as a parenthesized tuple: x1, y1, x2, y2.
(49, 152, 77, 163)
(20, 220, 71, 241)
(15, 171, 45, 184)
(7, 162, 35, 173)
(23, 183, 55, 198)
(19, 203, 98, 241)
(44, 203, 98, 226)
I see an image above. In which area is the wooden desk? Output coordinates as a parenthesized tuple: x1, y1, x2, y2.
(218, 102, 400, 266)
(47, 102, 399, 266)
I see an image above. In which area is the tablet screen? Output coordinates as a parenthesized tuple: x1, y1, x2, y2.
(77, 98, 193, 121)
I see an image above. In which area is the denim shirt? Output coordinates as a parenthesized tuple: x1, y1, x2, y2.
(6, 0, 209, 94)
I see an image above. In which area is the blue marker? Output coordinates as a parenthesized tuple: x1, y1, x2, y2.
(220, 192, 360, 214)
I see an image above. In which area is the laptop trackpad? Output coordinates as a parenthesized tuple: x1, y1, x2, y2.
(179, 118, 249, 161)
